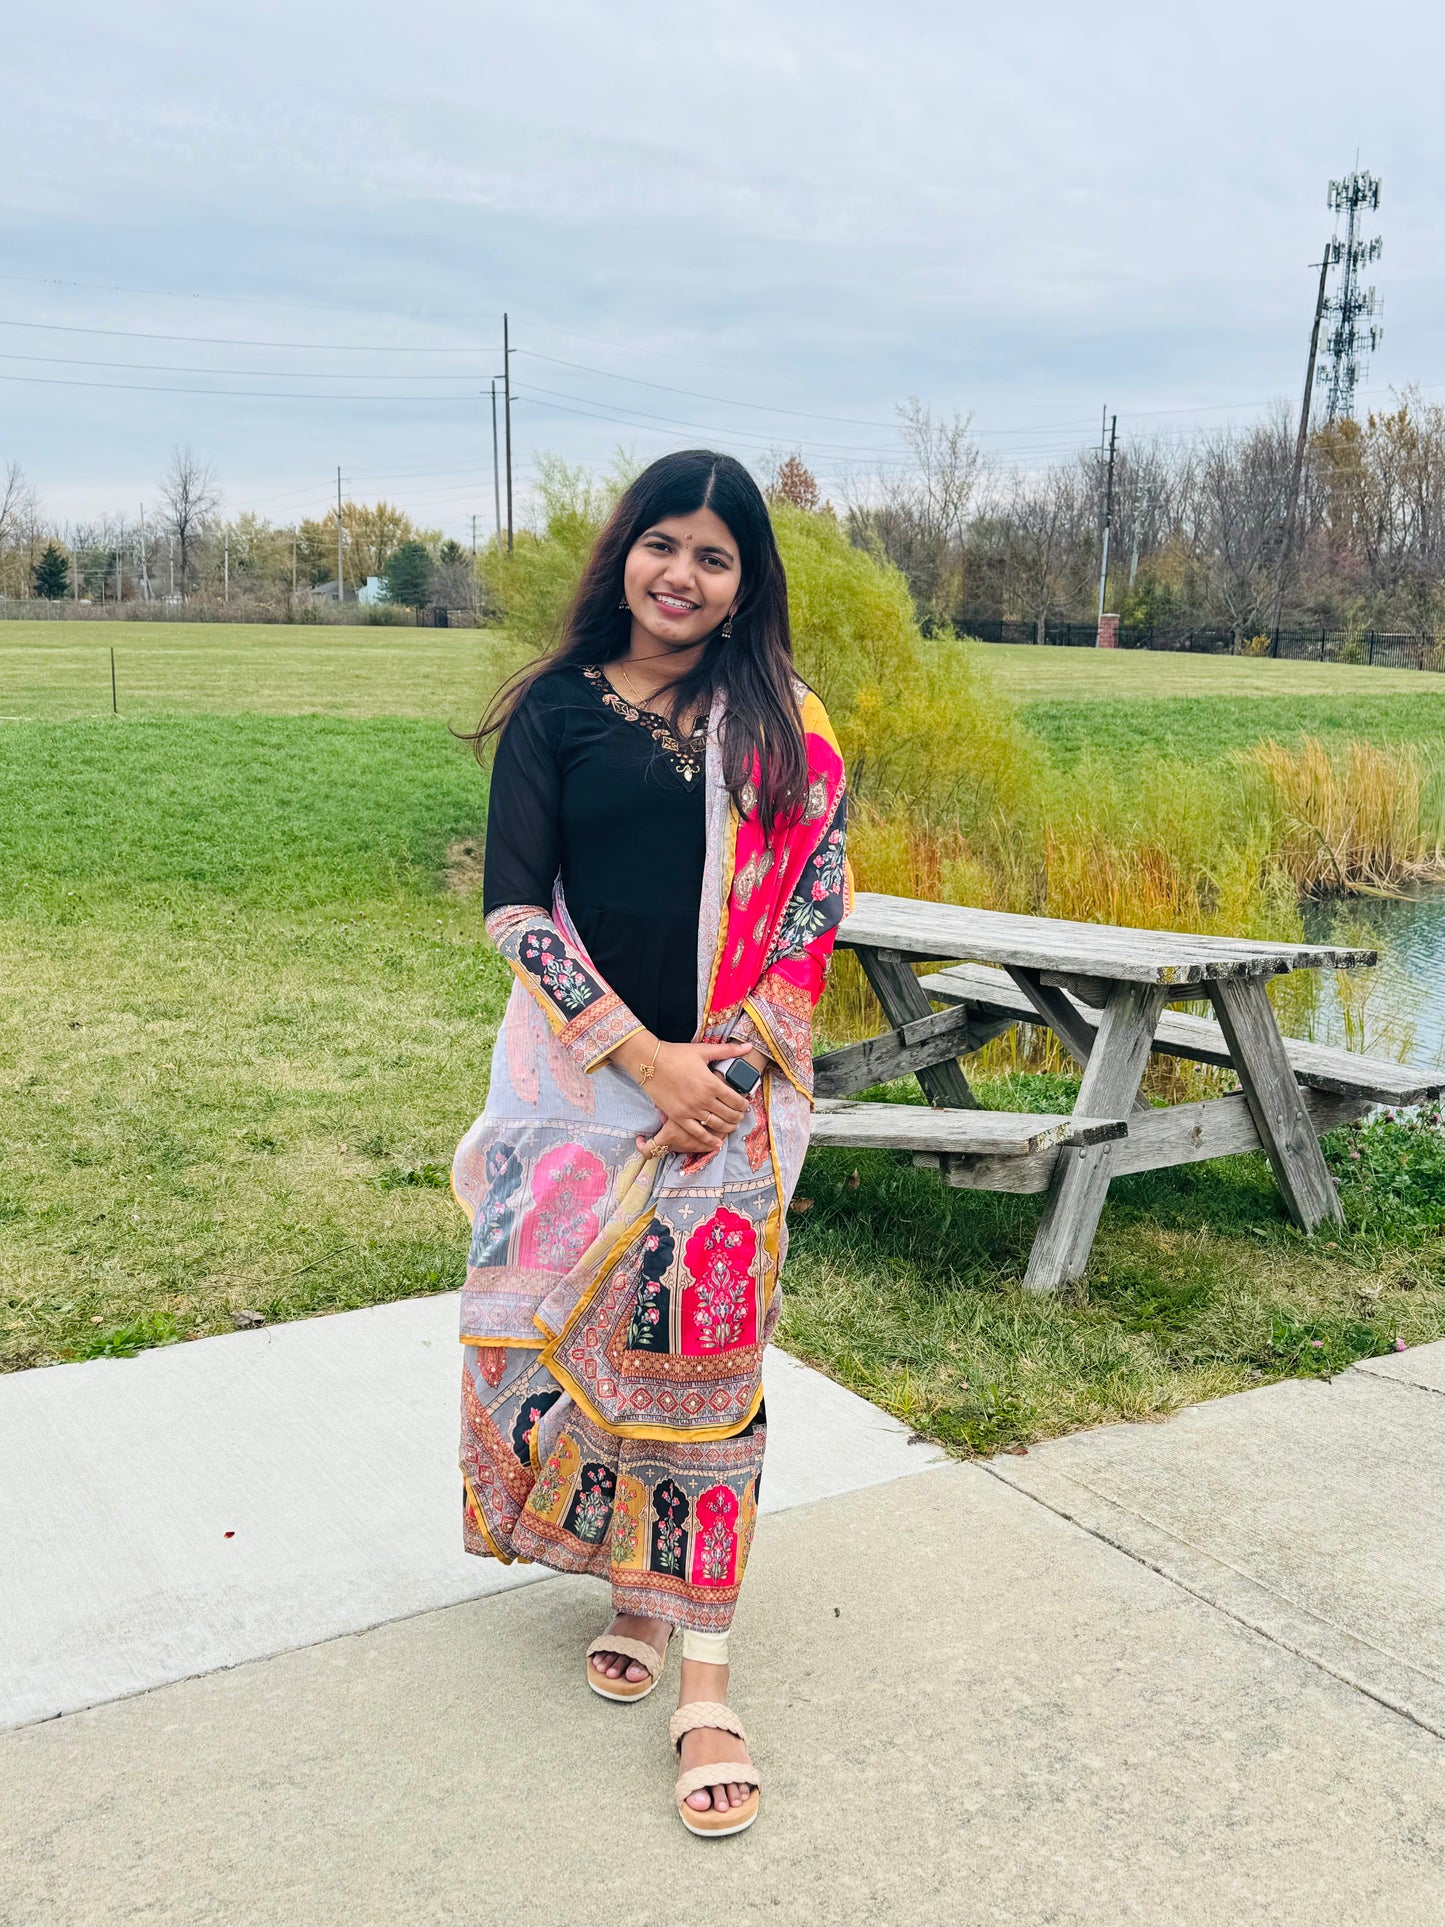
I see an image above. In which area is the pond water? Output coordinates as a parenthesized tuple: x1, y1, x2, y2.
(1300, 889, 1445, 1069)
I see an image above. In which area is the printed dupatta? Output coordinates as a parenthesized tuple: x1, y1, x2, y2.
(452, 680, 850, 1441)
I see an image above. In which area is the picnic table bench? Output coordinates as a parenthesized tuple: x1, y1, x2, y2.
(810, 892, 1445, 1293)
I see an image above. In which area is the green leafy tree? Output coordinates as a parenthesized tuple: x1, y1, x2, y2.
(32, 541, 70, 600)
(384, 540, 434, 609)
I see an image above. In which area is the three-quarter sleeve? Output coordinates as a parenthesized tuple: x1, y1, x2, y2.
(481, 682, 645, 1072)
(482, 691, 562, 917)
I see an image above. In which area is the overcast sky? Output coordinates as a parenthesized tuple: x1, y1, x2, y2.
(4, 0, 1439, 535)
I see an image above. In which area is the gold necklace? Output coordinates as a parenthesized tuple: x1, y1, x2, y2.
(611, 656, 704, 738)
(614, 658, 670, 715)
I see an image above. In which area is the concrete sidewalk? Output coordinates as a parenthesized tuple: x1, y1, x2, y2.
(5, 1319, 1445, 1924)
(0, 1293, 947, 1730)
(6, 1453, 1445, 1925)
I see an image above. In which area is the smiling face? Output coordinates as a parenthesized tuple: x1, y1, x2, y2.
(621, 506, 741, 652)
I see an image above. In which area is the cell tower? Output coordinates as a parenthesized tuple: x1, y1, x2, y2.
(1318, 170, 1382, 421)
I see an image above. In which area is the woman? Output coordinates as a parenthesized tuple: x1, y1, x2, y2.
(452, 449, 850, 1838)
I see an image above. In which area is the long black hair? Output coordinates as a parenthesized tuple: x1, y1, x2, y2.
(472, 449, 808, 827)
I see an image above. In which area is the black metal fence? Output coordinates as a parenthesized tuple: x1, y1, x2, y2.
(957, 615, 1445, 672)
(0, 596, 486, 628)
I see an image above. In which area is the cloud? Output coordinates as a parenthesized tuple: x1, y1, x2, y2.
(2, 0, 1440, 525)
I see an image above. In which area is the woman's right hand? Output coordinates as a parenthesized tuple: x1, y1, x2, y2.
(633, 1039, 750, 1155)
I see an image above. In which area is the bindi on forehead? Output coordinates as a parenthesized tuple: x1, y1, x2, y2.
(645, 523, 736, 563)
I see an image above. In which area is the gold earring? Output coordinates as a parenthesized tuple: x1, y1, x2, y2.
(721, 615, 734, 638)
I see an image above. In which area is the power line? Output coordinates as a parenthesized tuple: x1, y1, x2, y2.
(0, 348, 500, 382)
(0, 270, 474, 325)
(518, 347, 1099, 439)
(0, 315, 486, 353)
(0, 371, 489, 401)
(513, 380, 897, 455)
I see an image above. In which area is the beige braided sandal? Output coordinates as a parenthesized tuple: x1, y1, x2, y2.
(585, 1627, 672, 1702)
(669, 1701, 761, 1838)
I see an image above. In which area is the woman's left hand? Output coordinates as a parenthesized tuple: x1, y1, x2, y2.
(637, 1117, 712, 1160)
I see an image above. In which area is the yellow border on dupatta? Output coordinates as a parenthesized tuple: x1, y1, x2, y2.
(529, 1065, 783, 1444)
(461, 1470, 518, 1564)
(700, 799, 741, 1030)
(451, 1165, 474, 1224)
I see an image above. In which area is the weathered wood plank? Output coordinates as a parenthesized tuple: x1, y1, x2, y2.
(811, 1005, 1014, 1099)
(1022, 983, 1168, 1293)
(929, 1089, 1372, 1193)
(1036, 970, 1116, 1008)
(1006, 966, 1153, 1114)
(810, 1099, 1126, 1157)
(1209, 977, 1343, 1230)
(854, 947, 979, 1109)
(922, 962, 1445, 1106)
(837, 892, 1376, 983)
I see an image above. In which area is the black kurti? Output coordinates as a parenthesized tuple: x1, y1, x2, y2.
(482, 664, 708, 1044)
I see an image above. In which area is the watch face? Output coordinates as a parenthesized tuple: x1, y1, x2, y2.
(723, 1058, 761, 1095)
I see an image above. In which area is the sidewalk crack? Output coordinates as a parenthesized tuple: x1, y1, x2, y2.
(1352, 1366, 1445, 1405)
(982, 1459, 1445, 1742)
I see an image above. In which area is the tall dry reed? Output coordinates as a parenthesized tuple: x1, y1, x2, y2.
(1238, 736, 1445, 894)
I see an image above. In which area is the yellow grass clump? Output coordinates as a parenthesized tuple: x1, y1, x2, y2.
(1239, 736, 1445, 894)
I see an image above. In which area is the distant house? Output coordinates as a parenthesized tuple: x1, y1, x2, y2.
(310, 580, 356, 603)
(356, 576, 386, 606)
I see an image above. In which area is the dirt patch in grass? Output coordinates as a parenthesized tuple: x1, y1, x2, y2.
(446, 838, 486, 895)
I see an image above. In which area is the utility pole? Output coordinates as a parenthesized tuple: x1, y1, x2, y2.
(503, 314, 514, 551)
(1272, 246, 1332, 646)
(224, 530, 230, 604)
(115, 546, 123, 605)
(139, 502, 150, 600)
(292, 528, 298, 597)
(1096, 414, 1118, 625)
(336, 465, 345, 603)
(168, 537, 175, 600)
(491, 377, 503, 553)
(1128, 484, 1149, 595)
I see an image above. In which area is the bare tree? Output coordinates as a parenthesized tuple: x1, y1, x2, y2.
(846, 401, 985, 622)
(0, 462, 45, 598)
(158, 446, 219, 597)
(1193, 411, 1295, 643)
(1001, 468, 1092, 644)
(0, 460, 36, 552)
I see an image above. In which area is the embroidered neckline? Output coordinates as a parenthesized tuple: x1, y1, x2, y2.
(583, 664, 707, 785)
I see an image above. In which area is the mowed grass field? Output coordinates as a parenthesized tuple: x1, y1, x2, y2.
(4, 622, 1445, 1453)
(964, 639, 1445, 769)
(0, 620, 510, 724)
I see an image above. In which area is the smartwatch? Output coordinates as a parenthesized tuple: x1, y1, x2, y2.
(717, 1057, 762, 1097)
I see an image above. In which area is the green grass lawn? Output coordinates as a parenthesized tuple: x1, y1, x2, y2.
(964, 639, 1445, 701)
(959, 641, 1445, 771)
(0, 715, 504, 1372)
(4, 624, 1444, 1454)
(0, 620, 516, 724)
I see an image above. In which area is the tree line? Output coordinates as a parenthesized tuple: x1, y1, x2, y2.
(0, 446, 478, 611)
(813, 388, 1445, 644)
(8, 390, 1445, 640)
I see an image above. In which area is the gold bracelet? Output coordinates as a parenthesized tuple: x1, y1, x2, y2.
(635, 1038, 663, 1087)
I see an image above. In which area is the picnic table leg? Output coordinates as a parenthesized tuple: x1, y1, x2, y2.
(1006, 967, 1152, 1115)
(854, 946, 980, 1109)
(1207, 977, 1343, 1230)
(1023, 982, 1167, 1293)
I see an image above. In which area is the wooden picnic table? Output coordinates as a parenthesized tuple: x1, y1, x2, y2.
(809, 892, 1445, 1293)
